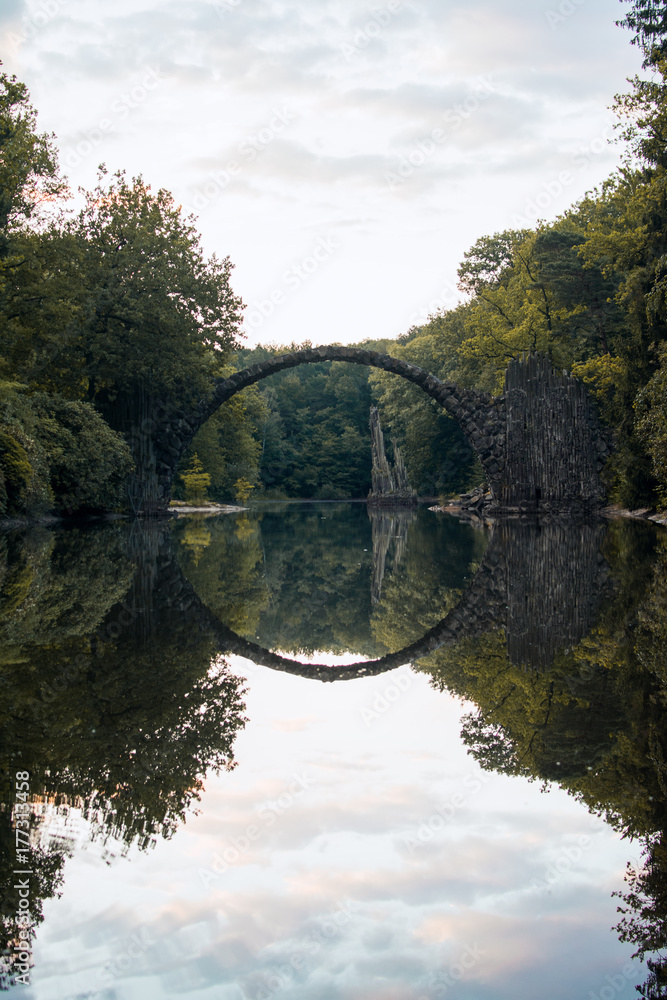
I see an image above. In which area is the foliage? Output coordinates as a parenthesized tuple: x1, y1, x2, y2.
(0, 68, 65, 239)
(0, 428, 34, 516)
(614, 835, 667, 961)
(636, 344, 667, 501)
(234, 477, 254, 504)
(175, 386, 265, 504)
(368, 313, 482, 494)
(45, 170, 244, 415)
(8, 11, 667, 512)
(0, 383, 53, 516)
(180, 453, 210, 504)
(0, 523, 247, 974)
(177, 504, 485, 660)
(29, 392, 134, 512)
(234, 344, 377, 499)
(617, 0, 667, 66)
(0, 383, 133, 516)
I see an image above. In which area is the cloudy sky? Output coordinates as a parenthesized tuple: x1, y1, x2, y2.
(1, 0, 645, 347)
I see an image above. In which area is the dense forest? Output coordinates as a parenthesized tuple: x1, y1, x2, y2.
(3, 1, 667, 512)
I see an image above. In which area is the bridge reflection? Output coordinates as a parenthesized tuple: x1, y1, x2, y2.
(157, 516, 611, 678)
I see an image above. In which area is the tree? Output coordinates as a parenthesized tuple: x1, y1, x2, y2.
(235, 345, 375, 499)
(37, 170, 246, 510)
(636, 344, 667, 501)
(234, 477, 254, 504)
(180, 453, 211, 504)
(0, 68, 65, 243)
(175, 385, 265, 504)
(617, 0, 667, 66)
(29, 392, 134, 512)
(0, 70, 74, 386)
(457, 229, 529, 297)
(0, 383, 133, 516)
(368, 315, 481, 495)
(51, 170, 244, 407)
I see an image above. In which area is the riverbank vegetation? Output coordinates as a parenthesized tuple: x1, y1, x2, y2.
(3, 0, 667, 514)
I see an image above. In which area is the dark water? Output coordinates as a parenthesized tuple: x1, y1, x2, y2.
(0, 504, 665, 998)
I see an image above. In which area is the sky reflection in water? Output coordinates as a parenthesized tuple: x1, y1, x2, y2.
(2, 505, 663, 999)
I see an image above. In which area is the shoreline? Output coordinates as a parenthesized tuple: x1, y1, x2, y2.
(430, 491, 667, 527)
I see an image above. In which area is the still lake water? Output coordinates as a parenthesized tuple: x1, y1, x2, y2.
(1, 503, 666, 999)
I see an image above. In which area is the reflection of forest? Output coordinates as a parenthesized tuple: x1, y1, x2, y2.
(1, 513, 667, 994)
(0, 524, 247, 986)
(416, 520, 667, 996)
(176, 503, 487, 658)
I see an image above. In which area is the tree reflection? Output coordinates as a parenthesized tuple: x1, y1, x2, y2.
(1, 510, 666, 994)
(0, 523, 247, 985)
(416, 519, 667, 996)
(175, 503, 487, 659)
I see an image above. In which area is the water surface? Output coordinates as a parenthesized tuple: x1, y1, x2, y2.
(0, 504, 665, 998)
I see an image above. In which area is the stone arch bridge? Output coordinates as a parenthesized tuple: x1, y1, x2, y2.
(128, 346, 611, 515)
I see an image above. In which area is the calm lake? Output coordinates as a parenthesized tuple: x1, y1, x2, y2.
(1, 503, 665, 999)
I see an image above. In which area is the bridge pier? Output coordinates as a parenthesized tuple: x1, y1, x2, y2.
(497, 354, 611, 513)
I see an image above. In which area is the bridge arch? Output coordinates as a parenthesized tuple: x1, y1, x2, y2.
(137, 348, 610, 514)
(154, 346, 506, 506)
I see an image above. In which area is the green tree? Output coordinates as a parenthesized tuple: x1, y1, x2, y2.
(234, 477, 254, 504)
(368, 312, 481, 495)
(175, 385, 265, 504)
(51, 170, 244, 413)
(617, 0, 667, 66)
(0, 383, 133, 517)
(29, 170, 246, 510)
(180, 453, 210, 504)
(0, 69, 65, 244)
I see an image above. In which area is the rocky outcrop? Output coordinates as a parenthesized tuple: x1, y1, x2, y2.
(367, 406, 417, 507)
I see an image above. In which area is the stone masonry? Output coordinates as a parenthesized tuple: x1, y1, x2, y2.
(140, 346, 611, 515)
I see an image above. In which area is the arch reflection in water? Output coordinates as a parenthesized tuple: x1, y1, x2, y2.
(180, 513, 611, 679)
(0, 510, 665, 996)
